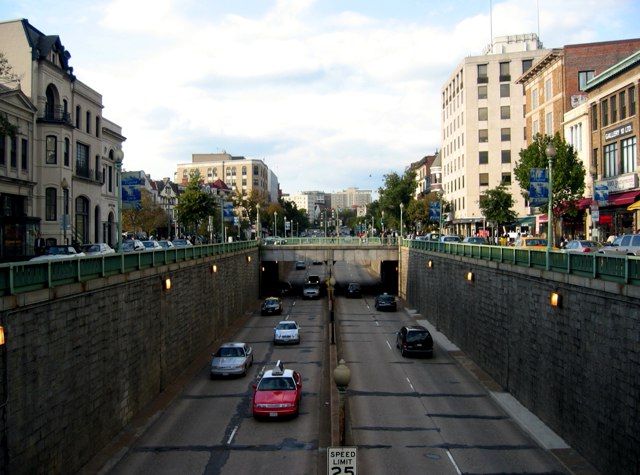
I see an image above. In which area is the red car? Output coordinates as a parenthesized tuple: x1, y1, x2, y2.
(252, 361, 302, 419)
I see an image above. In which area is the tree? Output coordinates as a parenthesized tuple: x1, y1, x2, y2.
(406, 191, 443, 234)
(174, 171, 216, 236)
(122, 189, 167, 237)
(514, 133, 586, 224)
(376, 169, 417, 232)
(479, 184, 517, 233)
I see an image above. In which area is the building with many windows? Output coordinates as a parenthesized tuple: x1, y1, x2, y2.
(0, 19, 125, 259)
(440, 34, 548, 237)
(330, 187, 372, 210)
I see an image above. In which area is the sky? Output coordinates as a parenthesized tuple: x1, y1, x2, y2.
(2, 0, 640, 196)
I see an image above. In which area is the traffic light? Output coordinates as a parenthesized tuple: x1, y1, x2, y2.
(442, 213, 449, 222)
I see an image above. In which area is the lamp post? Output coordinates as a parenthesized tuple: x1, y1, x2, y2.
(274, 211, 278, 237)
(256, 203, 260, 240)
(114, 149, 124, 252)
(545, 142, 557, 271)
(400, 202, 404, 241)
(333, 359, 351, 446)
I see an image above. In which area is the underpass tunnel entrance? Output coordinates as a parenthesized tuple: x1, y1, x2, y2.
(379, 260, 399, 295)
(260, 260, 281, 296)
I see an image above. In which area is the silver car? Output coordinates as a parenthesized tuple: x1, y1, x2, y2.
(210, 342, 253, 378)
(80, 243, 115, 255)
(599, 234, 640, 256)
(273, 321, 301, 345)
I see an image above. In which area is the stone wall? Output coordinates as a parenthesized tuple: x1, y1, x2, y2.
(0, 249, 258, 475)
(402, 247, 640, 475)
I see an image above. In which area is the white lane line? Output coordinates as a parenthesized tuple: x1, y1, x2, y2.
(406, 377, 415, 392)
(227, 425, 238, 444)
(446, 449, 462, 475)
(386, 340, 392, 350)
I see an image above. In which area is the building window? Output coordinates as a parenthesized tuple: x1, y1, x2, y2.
(478, 85, 487, 99)
(499, 62, 510, 82)
(569, 124, 583, 152)
(478, 129, 488, 143)
(86, 111, 91, 134)
(76, 142, 90, 178)
(591, 104, 598, 130)
(532, 89, 538, 109)
(578, 70, 594, 91)
(602, 99, 609, 127)
(478, 107, 488, 121)
(611, 96, 617, 123)
(479, 173, 489, 186)
(501, 128, 511, 141)
(21, 138, 28, 170)
(479, 151, 488, 164)
(10, 136, 16, 168)
(545, 112, 553, 133)
(501, 150, 511, 163)
(95, 116, 100, 138)
(46, 187, 57, 221)
(544, 78, 552, 100)
(532, 120, 539, 136)
(500, 106, 510, 119)
(500, 84, 510, 98)
(0, 136, 4, 165)
(630, 86, 636, 116)
(621, 137, 636, 174)
(477, 64, 488, 83)
(522, 59, 533, 73)
(501, 172, 511, 185)
(75, 105, 81, 129)
(604, 143, 618, 177)
(242, 166, 247, 175)
(46, 135, 57, 164)
(64, 138, 70, 167)
(620, 91, 627, 120)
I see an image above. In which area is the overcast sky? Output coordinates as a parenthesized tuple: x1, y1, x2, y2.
(2, 0, 639, 195)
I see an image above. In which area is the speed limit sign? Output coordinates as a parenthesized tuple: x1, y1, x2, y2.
(327, 446, 357, 474)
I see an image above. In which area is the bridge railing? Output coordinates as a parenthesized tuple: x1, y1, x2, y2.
(0, 240, 258, 296)
(404, 239, 640, 285)
(261, 236, 400, 246)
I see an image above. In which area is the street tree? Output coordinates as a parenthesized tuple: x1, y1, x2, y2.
(478, 184, 517, 235)
(514, 133, 586, 227)
(174, 171, 216, 236)
(122, 188, 167, 238)
(376, 169, 417, 232)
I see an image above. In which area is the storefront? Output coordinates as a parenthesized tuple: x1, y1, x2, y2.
(592, 185, 640, 240)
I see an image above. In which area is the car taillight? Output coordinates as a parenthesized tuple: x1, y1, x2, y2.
(582, 248, 591, 252)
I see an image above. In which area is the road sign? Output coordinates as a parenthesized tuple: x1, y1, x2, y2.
(529, 168, 549, 207)
(327, 446, 357, 474)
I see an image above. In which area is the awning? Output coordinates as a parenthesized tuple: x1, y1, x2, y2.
(604, 190, 640, 207)
(575, 198, 592, 210)
(514, 216, 535, 225)
(628, 200, 640, 211)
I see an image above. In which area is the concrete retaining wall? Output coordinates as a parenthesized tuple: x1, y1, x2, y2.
(0, 250, 259, 475)
(402, 247, 640, 475)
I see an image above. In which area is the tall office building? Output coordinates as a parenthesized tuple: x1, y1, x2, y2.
(440, 34, 548, 236)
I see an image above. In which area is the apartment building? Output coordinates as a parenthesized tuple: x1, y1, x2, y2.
(0, 19, 125, 259)
(409, 153, 438, 198)
(175, 153, 277, 202)
(287, 190, 326, 223)
(440, 34, 548, 237)
(330, 187, 372, 210)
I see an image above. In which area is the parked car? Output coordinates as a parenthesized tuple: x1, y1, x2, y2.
(141, 240, 162, 251)
(564, 239, 602, 253)
(171, 239, 193, 247)
(396, 325, 434, 358)
(210, 342, 253, 378)
(599, 234, 640, 256)
(439, 235, 461, 243)
(121, 240, 145, 252)
(302, 283, 321, 299)
(261, 297, 283, 316)
(273, 320, 301, 345)
(512, 236, 558, 250)
(157, 240, 174, 249)
(30, 245, 85, 261)
(462, 237, 487, 244)
(295, 260, 306, 270)
(374, 293, 397, 311)
(80, 243, 115, 255)
(252, 360, 302, 419)
(346, 282, 362, 298)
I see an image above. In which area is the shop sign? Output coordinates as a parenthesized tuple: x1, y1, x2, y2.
(604, 122, 633, 141)
(595, 174, 638, 193)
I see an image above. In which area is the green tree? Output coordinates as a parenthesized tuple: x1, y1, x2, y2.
(376, 169, 417, 232)
(514, 133, 586, 223)
(406, 191, 443, 234)
(122, 189, 168, 238)
(174, 171, 216, 235)
(479, 184, 517, 232)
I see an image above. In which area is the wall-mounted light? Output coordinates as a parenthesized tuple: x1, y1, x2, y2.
(247, 255, 252, 263)
(163, 276, 172, 290)
(550, 291, 561, 307)
(427, 260, 434, 269)
(466, 271, 474, 282)
(261, 266, 265, 272)
(211, 264, 217, 273)
(0, 325, 5, 345)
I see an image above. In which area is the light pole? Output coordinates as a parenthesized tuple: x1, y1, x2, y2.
(256, 204, 260, 240)
(333, 359, 351, 446)
(545, 142, 557, 271)
(274, 211, 278, 237)
(114, 149, 124, 252)
(400, 202, 404, 240)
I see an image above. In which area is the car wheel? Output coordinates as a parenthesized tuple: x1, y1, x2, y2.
(400, 347, 406, 357)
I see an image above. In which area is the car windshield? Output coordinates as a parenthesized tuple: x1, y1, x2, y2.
(406, 331, 429, 343)
(265, 299, 279, 305)
(580, 241, 599, 247)
(277, 323, 297, 330)
(216, 347, 243, 357)
(378, 295, 394, 302)
(82, 245, 100, 252)
(48, 246, 74, 255)
(525, 239, 546, 246)
(258, 377, 296, 391)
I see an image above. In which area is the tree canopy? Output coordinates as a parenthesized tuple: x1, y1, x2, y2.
(479, 184, 517, 229)
(174, 171, 216, 235)
(375, 169, 417, 231)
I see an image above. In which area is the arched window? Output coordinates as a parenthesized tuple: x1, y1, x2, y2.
(75, 196, 89, 245)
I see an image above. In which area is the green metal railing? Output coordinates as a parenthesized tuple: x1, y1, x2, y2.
(405, 239, 640, 285)
(0, 240, 257, 296)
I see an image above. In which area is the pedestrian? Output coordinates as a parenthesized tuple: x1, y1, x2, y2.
(34, 232, 46, 256)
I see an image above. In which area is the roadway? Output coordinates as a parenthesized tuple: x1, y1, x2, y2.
(93, 260, 571, 475)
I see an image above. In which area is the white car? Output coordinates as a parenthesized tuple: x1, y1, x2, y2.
(141, 240, 162, 251)
(80, 243, 115, 255)
(30, 245, 85, 261)
(210, 342, 254, 378)
(273, 320, 301, 345)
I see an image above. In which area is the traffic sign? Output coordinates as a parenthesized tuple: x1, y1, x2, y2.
(327, 446, 357, 474)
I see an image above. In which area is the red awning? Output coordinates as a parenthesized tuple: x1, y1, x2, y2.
(575, 198, 592, 210)
(604, 190, 640, 207)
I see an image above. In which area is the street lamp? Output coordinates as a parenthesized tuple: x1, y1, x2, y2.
(400, 203, 404, 240)
(333, 359, 351, 446)
(274, 211, 278, 237)
(256, 203, 260, 240)
(546, 142, 557, 270)
(114, 149, 124, 252)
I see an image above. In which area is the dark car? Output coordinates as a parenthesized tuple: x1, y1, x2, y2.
(374, 293, 397, 311)
(346, 282, 362, 298)
(261, 297, 283, 316)
(396, 325, 434, 358)
(295, 260, 306, 270)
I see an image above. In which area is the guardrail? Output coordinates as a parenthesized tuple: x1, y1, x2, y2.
(0, 240, 257, 296)
(405, 239, 640, 285)
(261, 236, 400, 246)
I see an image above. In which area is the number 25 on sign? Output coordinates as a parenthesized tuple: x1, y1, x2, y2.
(328, 447, 357, 475)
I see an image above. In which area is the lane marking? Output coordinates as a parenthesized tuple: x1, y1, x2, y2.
(406, 377, 415, 392)
(227, 425, 238, 444)
(446, 449, 462, 475)
(385, 340, 392, 350)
